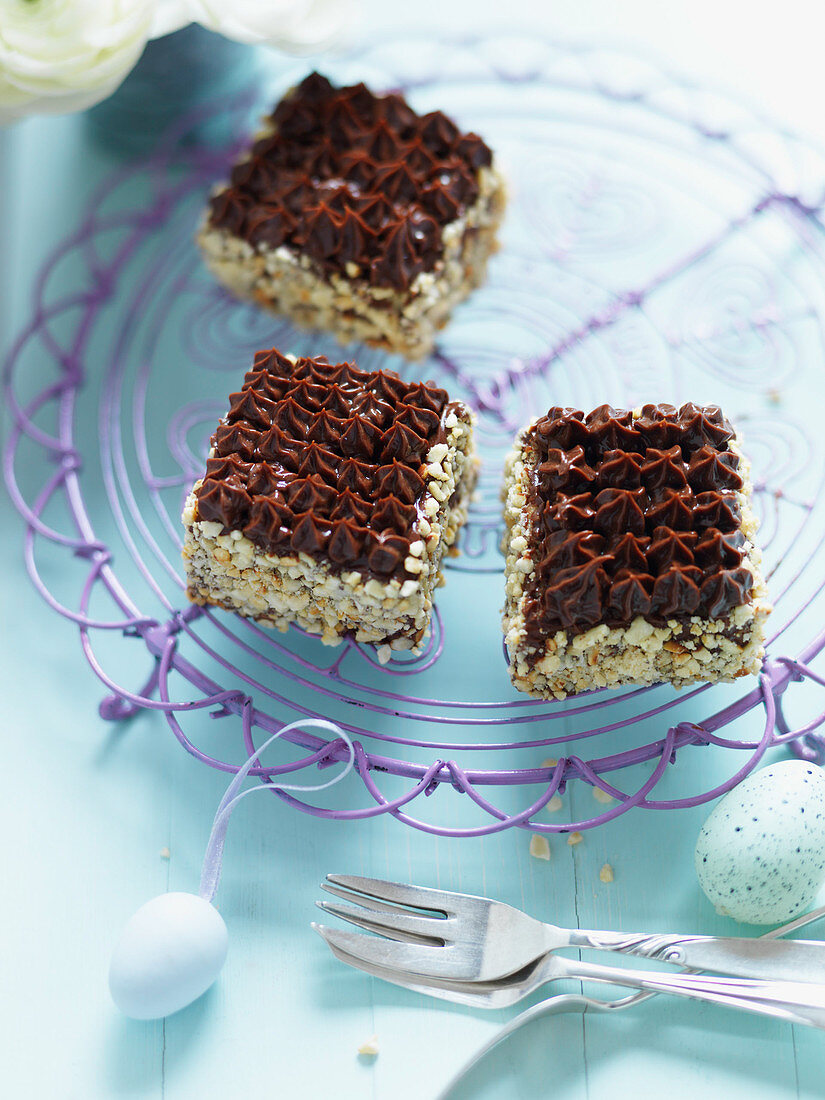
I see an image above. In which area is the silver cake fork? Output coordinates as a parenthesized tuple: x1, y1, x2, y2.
(315, 873, 825, 983)
(315, 921, 825, 1027)
(316, 900, 825, 1099)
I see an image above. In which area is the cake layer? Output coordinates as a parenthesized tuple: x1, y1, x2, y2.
(182, 349, 476, 652)
(198, 72, 506, 359)
(502, 403, 771, 699)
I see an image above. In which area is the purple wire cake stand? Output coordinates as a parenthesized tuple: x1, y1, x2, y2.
(7, 34, 825, 837)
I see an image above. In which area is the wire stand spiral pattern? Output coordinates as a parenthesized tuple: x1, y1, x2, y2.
(6, 35, 825, 836)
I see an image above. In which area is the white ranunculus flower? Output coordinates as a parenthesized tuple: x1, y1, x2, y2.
(0, 0, 155, 122)
(1, 0, 359, 123)
(149, 0, 191, 37)
(185, 0, 357, 52)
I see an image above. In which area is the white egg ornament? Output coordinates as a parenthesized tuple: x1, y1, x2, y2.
(695, 761, 825, 925)
(109, 892, 228, 1019)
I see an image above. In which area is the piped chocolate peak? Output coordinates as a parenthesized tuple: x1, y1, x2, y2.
(207, 72, 492, 291)
(523, 403, 753, 641)
(195, 349, 462, 579)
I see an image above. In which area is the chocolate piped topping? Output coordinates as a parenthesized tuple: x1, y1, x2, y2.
(196, 349, 464, 580)
(207, 72, 493, 291)
(522, 402, 752, 644)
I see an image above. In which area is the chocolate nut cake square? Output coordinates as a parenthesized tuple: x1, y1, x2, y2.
(182, 348, 476, 654)
(198, 72, 506, 360)
(502, 403, 771, 699)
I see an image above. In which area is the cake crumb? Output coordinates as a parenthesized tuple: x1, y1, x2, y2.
(159, 847, 171, 860)
(599, 863, 614, 883)
(358, 1034, 379, 1057)
(529, 834, 551, 861)
(547, 794, 563, 813)
(767, 389, 782, 406)
(592, 786, 614, 804)
(567, 831, 584, 847)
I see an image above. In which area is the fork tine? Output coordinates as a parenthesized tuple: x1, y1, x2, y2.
(325, 874, 471, 915)
(321, 881, 419, 918)
(313, 929, 516, 1008)
(315, 899, 448, 945)
(313, 923, 471, 980)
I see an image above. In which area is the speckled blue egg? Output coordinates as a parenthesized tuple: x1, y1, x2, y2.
(695, 761, 825, 924)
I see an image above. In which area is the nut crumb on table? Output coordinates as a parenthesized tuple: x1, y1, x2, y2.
(357, 1034, 379, 1057)
(529, 834, 551, 860)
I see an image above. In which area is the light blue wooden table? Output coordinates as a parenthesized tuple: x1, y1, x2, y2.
(3, 8, 825, 1099)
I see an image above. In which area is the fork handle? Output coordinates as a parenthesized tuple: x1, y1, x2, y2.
(567, 956, 825, 1029)
(570, 929, 825, 984)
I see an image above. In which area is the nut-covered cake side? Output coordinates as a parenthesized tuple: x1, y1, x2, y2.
(198, 72, 506, 360)
(502, 403, 771, 700)
(182, 349, 476, 656)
